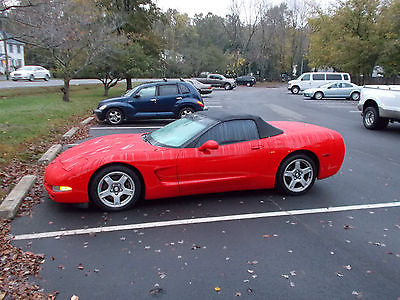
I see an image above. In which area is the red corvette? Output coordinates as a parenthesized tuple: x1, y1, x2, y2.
(44, 111, 345, 211)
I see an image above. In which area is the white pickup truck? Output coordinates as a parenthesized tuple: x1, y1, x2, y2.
(358, 85, 400, 129)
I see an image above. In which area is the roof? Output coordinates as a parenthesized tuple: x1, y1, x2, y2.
(195, 111, 283, 138)
(0, 31, 25, 45)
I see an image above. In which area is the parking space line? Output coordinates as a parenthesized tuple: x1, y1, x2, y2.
(90, 126, 162, 130)
(349, 110, 360, 113)
(207, 105, 223, 108)
(13, 201, 400, 241)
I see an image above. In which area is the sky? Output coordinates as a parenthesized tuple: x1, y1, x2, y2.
(156, 0, 236, 17)
(156, 0, 333, 18)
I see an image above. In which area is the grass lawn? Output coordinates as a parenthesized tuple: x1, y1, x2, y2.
(0, 83, 127, 164)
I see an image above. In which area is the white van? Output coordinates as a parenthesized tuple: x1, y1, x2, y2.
(288, 72, 351, 94)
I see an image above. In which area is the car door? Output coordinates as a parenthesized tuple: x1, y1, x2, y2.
(325, 83, 340, 98)
(340, 83, 354, 97)
(156, 84, 180, 116)
(177, 120, 268, 196)
(299, 74, 311, 90)
(130, 85, 157, 116)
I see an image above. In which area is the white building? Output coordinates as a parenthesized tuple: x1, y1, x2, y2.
(0, 31, 25, 74)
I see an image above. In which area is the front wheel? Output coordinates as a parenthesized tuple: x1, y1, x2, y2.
(291, 86, 300, 94)
(314, 92, 324, 100)
(106, 108, 124, 125)
(363, 106, 388, 130)
(89, 165, 142, 211)
(224, 83, 232, 90)
(178, 106, 195, 118)
(276, 154, 317, 196)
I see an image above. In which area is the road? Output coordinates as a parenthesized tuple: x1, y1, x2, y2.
(0, 78, 157, 89)
(11, 86, 400, 299)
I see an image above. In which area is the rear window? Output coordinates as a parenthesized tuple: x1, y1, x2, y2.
(326, 74, 342, 80)
(159, 84, 178, 96)
(343, 74, 349, 80)
(312, 74, 325, 80)
(178, 83, 190, 94)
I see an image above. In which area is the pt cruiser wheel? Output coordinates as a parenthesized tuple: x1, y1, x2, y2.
(178, 107, 194, 118)
(276, 154, 316, 195)
(106, 108, 124, 125)
(90, 165, 141, 211)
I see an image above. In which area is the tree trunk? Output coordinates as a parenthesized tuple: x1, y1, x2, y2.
(126, 76, 132, 90)
(62, 77, 70, 102)
(104, 85, 109, 97)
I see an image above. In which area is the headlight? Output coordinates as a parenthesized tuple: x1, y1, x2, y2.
(99, 104, 107, 110)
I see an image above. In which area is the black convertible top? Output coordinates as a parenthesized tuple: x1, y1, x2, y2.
(195, 111, 283, 138)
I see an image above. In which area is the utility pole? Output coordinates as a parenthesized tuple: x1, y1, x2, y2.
(0, 19, 10, 80)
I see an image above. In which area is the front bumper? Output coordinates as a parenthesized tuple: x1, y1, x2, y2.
(93, 109, 106, 121)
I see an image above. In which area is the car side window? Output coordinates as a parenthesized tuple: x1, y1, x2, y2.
(301, 74, 310, 81)
(312, 74, 325, 80)
(158, 84, 178, 96)
(195, 120, 259, 147)
(330, 83, 338, 88)
(178, 83, 190, 94)
(326, 74, 342, 80)
(137, 86, 156, 98)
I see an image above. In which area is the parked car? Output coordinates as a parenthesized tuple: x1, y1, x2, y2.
(185, 78, 213, 95)
(10, 65, 51, 81)
(358, 85, 400, 130)
(303, 82, 361, 100)
(236, 75, 256, 86)
(44, 111, 345, 211)
(195, 73, 237, 90)
(288, 72, 351, 94)
(93, 81, 206, 125)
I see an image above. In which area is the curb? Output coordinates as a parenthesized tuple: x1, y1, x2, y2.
(0, 175, 37, 219)
(38, 144, 62, 165)
(62, 127, 79, 140)
(1, 116, 93, 220)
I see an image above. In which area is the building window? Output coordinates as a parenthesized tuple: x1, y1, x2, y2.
(17, 59, 22, 67)
(17, 45, 21, 54)
(8, 44, 13, 53)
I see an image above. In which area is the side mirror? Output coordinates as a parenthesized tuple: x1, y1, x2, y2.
(133, 94, 140, 98)
(198, 140, 219, 153)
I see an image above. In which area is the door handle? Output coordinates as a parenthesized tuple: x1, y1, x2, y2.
(150, 98, 157, 102)
(176, 97, 183, 100)
(251, 145, 263, 150)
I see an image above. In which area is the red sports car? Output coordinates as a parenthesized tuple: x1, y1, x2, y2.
(44, 111, 345, 211)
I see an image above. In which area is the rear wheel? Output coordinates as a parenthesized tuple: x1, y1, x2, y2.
(350, 92, 360, 101)
(276, 154, 317, 196)
(178, 106, 195, 118)
(89, 165, 142, 211)
(314, 92, 324, 100)
(291, 86, 300, 94)
(106, 108, 124, 125)
(363, 106, 388, 130)
(224, 83, 232, 90)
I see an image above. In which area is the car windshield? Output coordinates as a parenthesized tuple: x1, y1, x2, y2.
(18, 66, 36, 71)
(124, 86, 141, 97)
(148, 115, 215, 148)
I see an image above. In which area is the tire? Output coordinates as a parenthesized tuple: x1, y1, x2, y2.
(178, 106, 195, 118)
(363, 106, 388, 130)
(314, 92, 323, 100)
(44, 74, 50, 81)
(224, 83, 231, 90)
(29, 74, 35, 81)
(106, 108, 124, 125)
(350, 92, 360, 101)
(89, 165, 142, 211)
(276, 154, 317, 196)
(291, 86, 300, 94)
(246, 82, 251, 87)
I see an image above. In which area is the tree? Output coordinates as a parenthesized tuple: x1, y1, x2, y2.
(8, 0, 116, 101)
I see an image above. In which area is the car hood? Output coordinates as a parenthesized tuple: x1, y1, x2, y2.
(99, 97, 127, 105)
(54, 134, 157, 171)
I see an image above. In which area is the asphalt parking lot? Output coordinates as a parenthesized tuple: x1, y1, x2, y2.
(11, 86, 400, 299)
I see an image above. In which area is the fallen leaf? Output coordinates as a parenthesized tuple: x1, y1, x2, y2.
(71, 295, 79, 300)
(77, 263, 84, 270)
(214, 287, 221, 292)
(247, 269, 254, 274)
(289, 281, 295, 287)
(344, 265, 352, 270)
(263, 234, 271, 238)
(336, 272, 344, 277)
(235, 292, 242, 296)
(344, 225, 353, 230)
